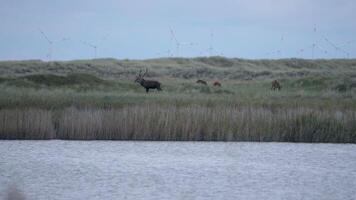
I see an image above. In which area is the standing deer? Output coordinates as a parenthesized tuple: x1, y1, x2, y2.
(135, 69, 162, 93)
(213, 81, 222, 87)
(271, 80, 281, 90)
(196, 79, 207, 85)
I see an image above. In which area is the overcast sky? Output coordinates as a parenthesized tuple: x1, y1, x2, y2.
(0, 0, 355, 60)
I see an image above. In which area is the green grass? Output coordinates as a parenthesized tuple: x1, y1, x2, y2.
(0, 73, 355, 109)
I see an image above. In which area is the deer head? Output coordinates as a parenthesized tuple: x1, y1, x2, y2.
(135, 69, 148, 83)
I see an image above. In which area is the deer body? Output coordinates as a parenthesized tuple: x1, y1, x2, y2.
(213, 81, 222, 87)
(271, 80, 281, 90)
(135, 69, 162, 93)
(137, 79, 162, 93)
(196, 80, 207, 85)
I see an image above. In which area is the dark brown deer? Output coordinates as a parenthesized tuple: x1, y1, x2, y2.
(196, 79, 207, 85)
(271, 80, 281, 90)
(135, 69, 162, 93)
(213, 81, 221, 87)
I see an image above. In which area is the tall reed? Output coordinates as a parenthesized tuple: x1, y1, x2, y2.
(1, 105, 355, 142)
(0, 109, 55, 139)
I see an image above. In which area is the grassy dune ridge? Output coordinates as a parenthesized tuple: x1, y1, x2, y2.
(1, 57, 356, 80)
(1, 57, 356, 142)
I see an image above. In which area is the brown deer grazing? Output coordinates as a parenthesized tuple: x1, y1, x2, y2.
(213, 81, 222, 87)
(271, 80, 281, 90)
(135, 69, 162, 93)
(196, 79, 207, 85)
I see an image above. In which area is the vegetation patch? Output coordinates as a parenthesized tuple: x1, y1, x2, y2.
(290, 76, 331, 89)
(1, 106, 355, 142)
(22, 73, 107, 86)
(194, 56, 234, 67)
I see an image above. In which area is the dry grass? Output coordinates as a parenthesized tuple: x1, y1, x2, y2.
(1, 105, 355, 143)
(0, 109, 55, 139)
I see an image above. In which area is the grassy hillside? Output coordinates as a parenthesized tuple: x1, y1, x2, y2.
(0, 57, 356, 142)
(1, 57, 356, 80)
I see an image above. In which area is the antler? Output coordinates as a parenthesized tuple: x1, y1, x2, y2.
(142, 68, 148, 78)
(138, 69, 143, 77)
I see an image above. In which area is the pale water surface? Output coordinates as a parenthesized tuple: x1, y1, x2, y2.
(0, 141, 356, 200)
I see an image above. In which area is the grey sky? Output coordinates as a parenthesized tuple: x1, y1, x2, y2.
(0, 0, 355, 60)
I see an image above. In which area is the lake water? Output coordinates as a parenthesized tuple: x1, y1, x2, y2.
(0, 141, 356, 200)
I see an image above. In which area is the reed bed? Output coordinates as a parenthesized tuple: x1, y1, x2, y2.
(0, 108, 55, 139)
(1, 105, 355, 143)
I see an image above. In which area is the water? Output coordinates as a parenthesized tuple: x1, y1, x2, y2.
(0, 141, 356, 200)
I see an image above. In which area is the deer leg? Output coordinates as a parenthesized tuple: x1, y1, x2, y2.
(146, 88, 149, 93)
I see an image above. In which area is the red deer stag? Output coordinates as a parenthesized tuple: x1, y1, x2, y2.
(213, 81, 221, 87)
(135, 69, 162, 93)
(271, 80, 281, 90)
(196, 79, 207, 85)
